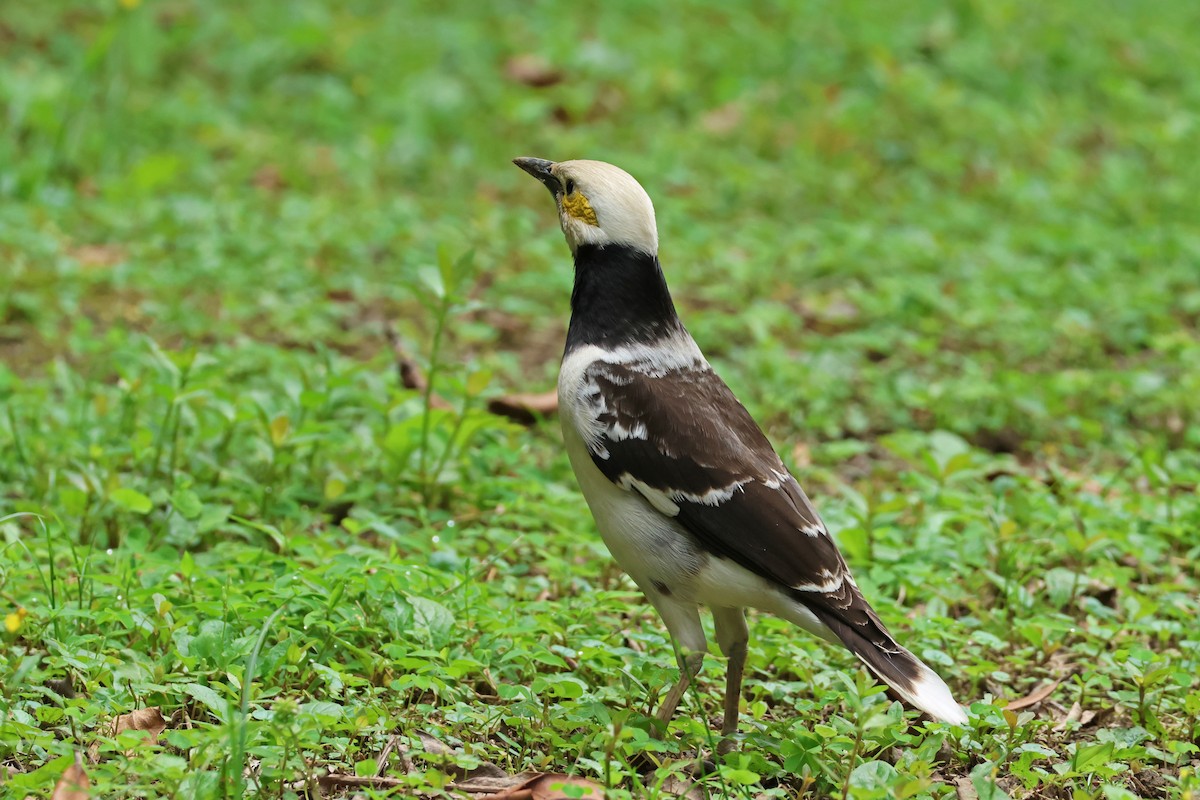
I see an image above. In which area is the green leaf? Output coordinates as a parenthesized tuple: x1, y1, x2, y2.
(1073, 742, 1115, 773)
(111, 487, 153, 514)
(300, 701, 344, 722)
(171, 488, 203, 520)
(970, 763, 1013, 800)
(184, 683, 230, 723)
(850, 760, 899, 789)
(268, 414, 290, 446)
(409, 596, 454, 645)
(418, 265, 445, 300)
(324, 474, 347, 501)
(723, 768, 761, 785)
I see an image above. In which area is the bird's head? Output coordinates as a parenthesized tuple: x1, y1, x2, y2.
(513, 158, 658, 256)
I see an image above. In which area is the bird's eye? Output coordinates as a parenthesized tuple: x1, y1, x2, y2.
(564, 178, 575, 195)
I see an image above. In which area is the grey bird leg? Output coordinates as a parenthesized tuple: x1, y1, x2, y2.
(655, 649, 705, 725)
(713, 606, 749, 754)
(648, 592, 708, 730)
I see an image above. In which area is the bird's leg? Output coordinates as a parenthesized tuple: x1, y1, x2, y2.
(655, 648, 705, 725)
(650, 599, 707, 732)
(713, 607, 749, 755)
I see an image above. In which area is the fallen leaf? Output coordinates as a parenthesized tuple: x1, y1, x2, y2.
(504, 55, 563, 88)
(453, 771, 541, 794)
(487, 391, 558, 424)
(252, 164, 287, 192)
(483, 773, 606, 799)
(69, 244, 126, 270)
(954, 776, 978, 800)
(386, 328, 453, 410)
(51, 757, 89, 800)
(1053, 700, 1083, 731)
(660, 774, 705, 799)
(113, 706, 168, 744)
(317, 773, 405, 790)
(700, 102, 743, 135)
(1003, 679, 1060, 711)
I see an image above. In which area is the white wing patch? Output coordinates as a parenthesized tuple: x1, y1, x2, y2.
(619, 475, 681, 517)
(791, 568, 846, 594)
(673, 480, 750, 506)
(617, 475, 753, 513)
(609, 419, 648, 442)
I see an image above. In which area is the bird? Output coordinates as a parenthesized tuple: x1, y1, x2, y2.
(513, 156, 968, 750)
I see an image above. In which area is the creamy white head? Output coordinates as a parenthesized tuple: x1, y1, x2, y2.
(514, 158, 658, 256)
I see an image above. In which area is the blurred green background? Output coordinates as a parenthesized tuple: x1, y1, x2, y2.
(2, 1, 1199, 797)
(5, 0, 1198, 451)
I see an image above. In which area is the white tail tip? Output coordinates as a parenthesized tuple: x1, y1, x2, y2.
(907, 664, 968, 725)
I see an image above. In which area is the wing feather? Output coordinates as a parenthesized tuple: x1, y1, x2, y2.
(578, 360, 854, 600)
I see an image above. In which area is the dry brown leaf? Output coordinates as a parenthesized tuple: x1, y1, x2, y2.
(660, 774, 705, 799)
(252, 165, 287, 192)
(51, 758, 89, 800)
(504, 55, 563, 88)
(528, 774, 605, 800)
(487, 391, 558, 424)
(954, 776, 978, 800)
(453, 771, 541, 794)
(1003, 679, 1060, 711)
(415, 730, 452, 758)
(385, 328, 453, 410)
(317, 773, 405, 790)
(483, 773, 605, 799)
(113, 706, 168, 743)
(701, 102, 743, 135)
(1052, 700, 1083, 732)
(69, 244, 126, 270)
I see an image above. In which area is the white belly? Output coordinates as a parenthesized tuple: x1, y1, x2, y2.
(559, 417, 701, 588)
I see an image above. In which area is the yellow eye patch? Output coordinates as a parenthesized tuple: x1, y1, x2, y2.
(561, 190, 598, 226)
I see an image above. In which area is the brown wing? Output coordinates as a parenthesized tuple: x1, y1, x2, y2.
(579, 360, 862, 612)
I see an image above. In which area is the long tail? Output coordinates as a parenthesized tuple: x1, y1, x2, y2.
(812, 608, 968, 725)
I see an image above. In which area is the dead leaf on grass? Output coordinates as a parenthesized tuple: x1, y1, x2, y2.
(51, 757, 89, 800)
(659, 774, 706, 799)
(316, 773, 406, 790)
(385, 328, 453, 410)
(487, 390, 558, 424)
(504, 55, 563, 88)
(1003, 679, 1060, 711)
(700, 102, 743, 135)
(69, 244, 126, 270)
(252, 164, 287, 192)
(453, 771, 541, 794)
(482, 772, 606, 799)
(953, 776, 978, 800)
(1053, 700, 1103, 732)
(113, 706, 168, 744)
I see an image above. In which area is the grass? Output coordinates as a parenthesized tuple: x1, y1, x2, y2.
(2, 0, 1199, 797)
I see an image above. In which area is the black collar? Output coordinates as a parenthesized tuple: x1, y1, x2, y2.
(565, 243, 683, 353)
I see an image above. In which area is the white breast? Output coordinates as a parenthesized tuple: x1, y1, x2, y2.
(558, 348, 702, 588)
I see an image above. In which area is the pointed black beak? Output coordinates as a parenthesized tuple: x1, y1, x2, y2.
(513, 157, 559, 196)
